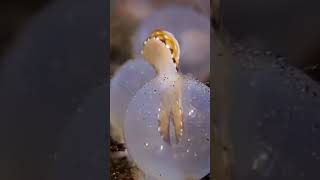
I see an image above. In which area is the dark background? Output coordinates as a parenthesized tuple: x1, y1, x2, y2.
(0, 0, 49, 57)
(222, 0, 320, 82)
(0, 0, 108, 179)
(213, 1, 320, 180)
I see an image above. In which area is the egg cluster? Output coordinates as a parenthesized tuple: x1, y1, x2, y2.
(110, 4, 211, 180)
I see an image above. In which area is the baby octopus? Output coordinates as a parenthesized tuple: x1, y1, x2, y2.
(141, 30, 184, 144)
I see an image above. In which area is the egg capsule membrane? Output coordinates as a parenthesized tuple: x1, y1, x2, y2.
(110, 59, 156, 142)
(124, 75, 210, 180)
(132, 5, 210, 81)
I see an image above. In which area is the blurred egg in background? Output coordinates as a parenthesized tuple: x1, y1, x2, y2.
(110, 58, 156, 142)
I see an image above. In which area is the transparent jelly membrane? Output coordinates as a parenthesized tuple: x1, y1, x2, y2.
(132, 5, 210, 81)
(110, 59, 156, 142)
(124, 75, 210, 180)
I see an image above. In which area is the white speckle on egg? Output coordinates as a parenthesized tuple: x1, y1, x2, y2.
(124, 75, 210, 180)
(110, 58, 156, 143)
(188, 109, 194, 116)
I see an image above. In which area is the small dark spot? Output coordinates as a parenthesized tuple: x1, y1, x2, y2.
(173, 58, 176, 63)
(206, 138, 209, 141)
(276, 55, 284, 60)
(160, 39, 166, 44)
(261, 135, 267, 140)
(217, 52, 223, 57)
(110, 138, 126, 152)
(312, 91, 318, 97)
(313, 123, 319, 131)
(223, 146, 228, 151)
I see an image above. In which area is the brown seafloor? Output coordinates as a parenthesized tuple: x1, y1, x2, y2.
(110, 8, 148, 179)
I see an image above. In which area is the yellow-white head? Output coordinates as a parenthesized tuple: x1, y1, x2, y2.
(141, 29, 180, 74)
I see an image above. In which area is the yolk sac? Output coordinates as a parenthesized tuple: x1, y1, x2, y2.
(124, 75, 210, 180)
(132, 5, 210, 82)
(110, 58, 156, 142)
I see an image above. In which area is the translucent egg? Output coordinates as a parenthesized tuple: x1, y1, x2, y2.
(110, 58, 156, 142)
(132, 5, 210, 81)
(124, 75, 210, 180)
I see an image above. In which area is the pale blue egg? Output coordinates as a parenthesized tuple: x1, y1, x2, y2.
(110, 58, 156, 142)
(124, 75, 210, 180)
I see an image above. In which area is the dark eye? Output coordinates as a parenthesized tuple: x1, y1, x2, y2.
(169, 48, 174, 54)
(160, 39, 166, 44)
